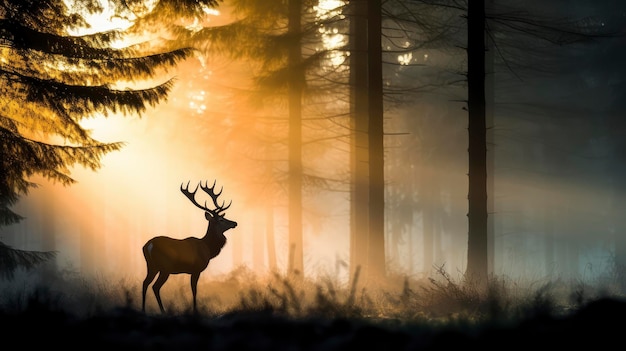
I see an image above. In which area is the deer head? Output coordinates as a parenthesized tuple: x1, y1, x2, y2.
(180, 180, 237, 232)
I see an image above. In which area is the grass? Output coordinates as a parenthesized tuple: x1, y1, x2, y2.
(0, 264, 624, 349)
(1, 262, 621, 322)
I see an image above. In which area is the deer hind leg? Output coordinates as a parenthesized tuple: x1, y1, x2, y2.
(142, 268, 158, 312)
(190, 272, 201, 313)
(152, 271, 170, 313)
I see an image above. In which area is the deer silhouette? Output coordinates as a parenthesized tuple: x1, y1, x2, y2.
(141, 180, 237, 313)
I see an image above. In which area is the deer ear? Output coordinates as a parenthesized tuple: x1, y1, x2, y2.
(205, 212, 213, 220)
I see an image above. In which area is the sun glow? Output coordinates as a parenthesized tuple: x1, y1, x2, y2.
(398, 53, 413, 65)
(10, 1, 354, 283)
(64, 0, 133, 33)
(315, 0, 347, 69)
(314, 0, 344, 20)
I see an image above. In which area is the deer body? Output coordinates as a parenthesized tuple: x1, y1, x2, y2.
(143, 236, 223, 274)
(141, 181, 237, 313)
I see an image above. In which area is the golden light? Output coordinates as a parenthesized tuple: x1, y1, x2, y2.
(10, 0, 355, 285)
(314, 0, 344, 20)
(398, 53, 412, 65)
(63, 0, 135, 49)
(17, 1, 228, 280)
(316, 1, 347, 70)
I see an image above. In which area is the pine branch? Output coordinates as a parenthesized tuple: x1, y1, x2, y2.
(0, 241, 56, 280)
(0, 19, 128, 59)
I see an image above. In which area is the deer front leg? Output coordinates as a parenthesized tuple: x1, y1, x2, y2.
(142, 269, 158, 312)
(191, 272, 200, 313)
(152, 272, 170, 313)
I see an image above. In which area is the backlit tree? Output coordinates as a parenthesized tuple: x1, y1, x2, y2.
(0, 0, 222, 279)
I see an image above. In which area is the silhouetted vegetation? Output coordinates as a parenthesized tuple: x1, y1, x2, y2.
(1, 266, 623, 349)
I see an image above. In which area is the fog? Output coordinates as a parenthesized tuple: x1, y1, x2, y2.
(3, 52, 356, 284)
(2, 0, 626, 294)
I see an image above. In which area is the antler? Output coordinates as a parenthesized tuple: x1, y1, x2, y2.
(180, 180, 232, 214)
(180, 181, 212, 212)
(200, 180, 232, 214)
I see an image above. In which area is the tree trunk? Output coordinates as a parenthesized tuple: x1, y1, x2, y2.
(485, 0, 495, 277)
(39, 187, 57, 282)
(421, 167, 434, 277)
(612, 192, 626, 292)
(79, 206, 96, 276)
(543, 203, 555, 278)
(287, 0, 304, 276)
(266, 205, 277, 271)
(466, 0, 489, 285)
(367, 0, 386, 280)
(349, 0, 369, 283)
(231, 225, 243, 268)
(253, 210, 265, 271)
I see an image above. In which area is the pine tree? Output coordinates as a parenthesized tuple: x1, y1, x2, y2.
(0, 0, 221, 279)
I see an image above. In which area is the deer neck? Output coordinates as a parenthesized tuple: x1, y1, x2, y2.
(202, 223, 227, 259)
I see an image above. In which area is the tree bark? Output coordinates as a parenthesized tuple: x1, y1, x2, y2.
(485, 0, 495, 277)
(253, 211, 265, 270)
(422, 167, 434, 277)
(367, 0, 386, 280)
(287, 0, 304, 276)
(266, 205, 277, 271)
(348, 0, 369, 282)
(39, 187, 57, 282)
(466, 0, 489, 285)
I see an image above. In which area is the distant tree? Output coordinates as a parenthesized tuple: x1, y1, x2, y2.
(465, 0, 489, 286)
(0, 0, 221, 279)
(399, 0, 616, 285)
(346, 0, 383, 281)
(466, 0, 616, 285)
(366, 0, 386, 280)
(191, 0, 350, 277)
(404, 0, 614, 285)
(347, 0, 369, 281)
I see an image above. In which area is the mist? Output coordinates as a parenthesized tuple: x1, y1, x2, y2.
(2, 52, 356, 285)
(2, 0, 626, 306)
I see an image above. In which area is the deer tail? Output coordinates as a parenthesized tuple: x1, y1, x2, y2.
(143, 241, 154, 260)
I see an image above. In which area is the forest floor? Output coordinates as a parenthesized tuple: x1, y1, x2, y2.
(1, 266, 624, 350)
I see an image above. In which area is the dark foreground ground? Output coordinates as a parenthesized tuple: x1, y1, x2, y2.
(1, 296, 624, 350)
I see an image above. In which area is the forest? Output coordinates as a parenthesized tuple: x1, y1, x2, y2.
(1, 0, 625, 348)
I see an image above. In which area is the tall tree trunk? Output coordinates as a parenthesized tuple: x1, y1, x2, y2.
(466, 0, 489, 285)
(232, 232, 243, 268)
(485, 0, 495, 276)
(265, 122, 278, 272)
(611, 191, 626, 292)
(39, 188, 57, 282)
(421, 167, 434, 277)
(266, 205, 277, 271)
(561, 205, 579, 279)
(367, 0, 386, 280)
(253, 210, 265, 271)
(79, 205, 96, 276)
(543, 203, 555, 278)
(608, 75, 626, 292)
(349, 0, 369, 282)
(407, 211, 414, 275)
(387, 184, 403, 268)
(287, 0, 304, 276)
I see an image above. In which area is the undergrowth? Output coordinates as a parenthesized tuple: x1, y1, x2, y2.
(0, 263, 622, 328)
